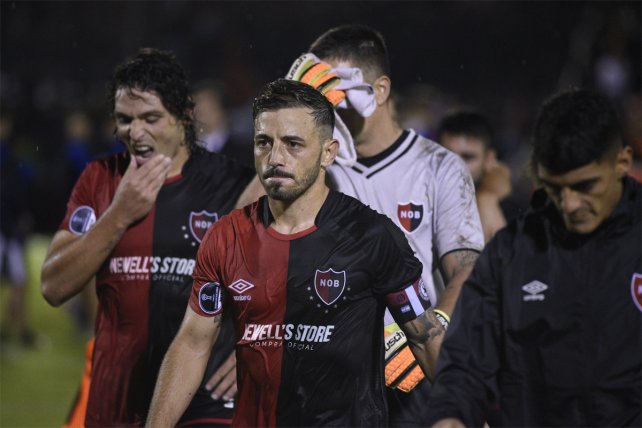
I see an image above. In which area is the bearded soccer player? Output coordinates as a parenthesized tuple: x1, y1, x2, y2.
(285, 25, 484, 425)
(41, 49, 259, 427)
(146, 79, 437, 427)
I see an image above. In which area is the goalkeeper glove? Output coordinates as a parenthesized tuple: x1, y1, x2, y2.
(286, 53, 346, 107)
(384, 322, 425, 393)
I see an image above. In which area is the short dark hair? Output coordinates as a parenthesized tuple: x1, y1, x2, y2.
(437, 112, 494, 150)
(532, 89, 622, 174)
(252, 79, 335, 140)
(107, 48, 198, 154)
(309, 24, 390, 82)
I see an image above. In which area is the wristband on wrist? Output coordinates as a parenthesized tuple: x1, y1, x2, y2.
(433, 309, 450, 330)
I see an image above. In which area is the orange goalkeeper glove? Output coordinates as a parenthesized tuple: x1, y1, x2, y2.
(384, 322, 425, 393)
(286, 53, 346, 107)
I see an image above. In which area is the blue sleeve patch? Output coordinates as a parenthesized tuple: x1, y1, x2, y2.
(198, 282, 222, 315)
(69, 206, 97, 236)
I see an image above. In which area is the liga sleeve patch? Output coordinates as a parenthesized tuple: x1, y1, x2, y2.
(193, 282, 223, 316)
(68, 205, 96, 235)
(385, 278, 431, 324)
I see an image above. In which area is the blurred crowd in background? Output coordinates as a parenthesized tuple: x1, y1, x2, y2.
(1, 1, 640, 337)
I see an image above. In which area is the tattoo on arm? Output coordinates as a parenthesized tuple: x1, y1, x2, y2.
(405, 310, 444, 344)
(445, 249, 479, 279)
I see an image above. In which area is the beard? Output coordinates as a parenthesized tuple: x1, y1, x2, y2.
(261, 152, 323, 202)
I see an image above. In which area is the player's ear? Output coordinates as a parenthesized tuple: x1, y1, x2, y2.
(373, 75, 391, 107)
(614, 145, 633, 179)
(321, 138, 339, 168)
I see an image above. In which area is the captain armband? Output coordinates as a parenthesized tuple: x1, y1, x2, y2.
(385, 278, 432, 324)
(432, 308, 450, 331)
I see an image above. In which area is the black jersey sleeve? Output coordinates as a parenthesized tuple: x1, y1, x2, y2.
(59, 161, 101, 233)
(372, 215, 423, 296)
(189, 218, 229, 317)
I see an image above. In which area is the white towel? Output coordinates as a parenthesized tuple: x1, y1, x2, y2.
(285, 53, 377, 167)
(333, 67, 377, 118)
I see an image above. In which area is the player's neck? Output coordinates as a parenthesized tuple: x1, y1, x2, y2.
(354, 112, 403, 158)
(167, 146, 190, 178)
(268, 178, 329, 235)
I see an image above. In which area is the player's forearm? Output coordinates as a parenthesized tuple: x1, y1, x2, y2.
(431, 417, 466, 428)
(146, 314, 220, 427)
(437, 252, 478, 316)
(41, 209, 129, 306)
(146, 343, 209, 427)
(476, 193, 507, 243)
(408, 336, 439, 381)
(402, 311, 445, 380)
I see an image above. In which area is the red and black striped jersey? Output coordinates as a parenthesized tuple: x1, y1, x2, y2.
(60, 151, 253, 427)
(190, 190, 425, 427)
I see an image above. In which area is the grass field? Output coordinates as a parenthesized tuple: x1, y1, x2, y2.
(1, 236, 87, 428)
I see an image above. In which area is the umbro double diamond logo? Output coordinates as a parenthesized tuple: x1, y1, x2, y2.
(522, 280, 548, 302)
(229, 279, 255, 294)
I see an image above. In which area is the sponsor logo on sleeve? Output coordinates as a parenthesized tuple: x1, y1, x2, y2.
(397, 202, 424, 233)
(631, 273, 642, 312)
(69, 206, 96, 235)
(314, 268, 346, 306)
(198, 282, 222, 314)
(417, 279, 430, 302)
(189, 210, 219, 243)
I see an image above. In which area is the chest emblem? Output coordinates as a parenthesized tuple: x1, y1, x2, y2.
(314, 268, 346, 306)
(397, 202, 423, 233)
(189, 210, 219, 243)
(230, 279, 255, 302)
(522, 280, 548, 301)
(631, 273, 642, 312)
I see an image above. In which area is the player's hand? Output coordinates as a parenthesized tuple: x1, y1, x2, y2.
(479, 161, 512, 201)
(205, 351, 237, 402)
(110, 154, 172, 227)
(384, 322, 425, 392)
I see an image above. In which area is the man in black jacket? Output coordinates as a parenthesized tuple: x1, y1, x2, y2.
(426, 89, 641, 427)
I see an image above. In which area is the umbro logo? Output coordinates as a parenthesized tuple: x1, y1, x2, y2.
(522, 280, 548, 301)
(229, 279, 254, 295)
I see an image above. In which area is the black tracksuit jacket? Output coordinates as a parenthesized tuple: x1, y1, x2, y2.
(426, 177, 641, 427)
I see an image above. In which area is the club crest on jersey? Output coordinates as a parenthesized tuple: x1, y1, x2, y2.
(199, 282, 222, 314)
(314, 268, 346, 306)
(397, 202, 423, 233)
(631, 273, 642, 312)
(189, 210, 219, 243)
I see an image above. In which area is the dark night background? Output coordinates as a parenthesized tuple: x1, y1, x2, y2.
(1, 1, 640, 232)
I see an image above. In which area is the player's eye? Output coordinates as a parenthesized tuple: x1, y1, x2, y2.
(115, 116, 131, 126)
(571, 180, 597, 193)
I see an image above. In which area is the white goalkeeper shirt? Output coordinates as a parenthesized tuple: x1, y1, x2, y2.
(328, 129, 484, 306)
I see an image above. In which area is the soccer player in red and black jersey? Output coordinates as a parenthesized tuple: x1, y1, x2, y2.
(41, 49, 261, 427)
(146, 79, 437, 427)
